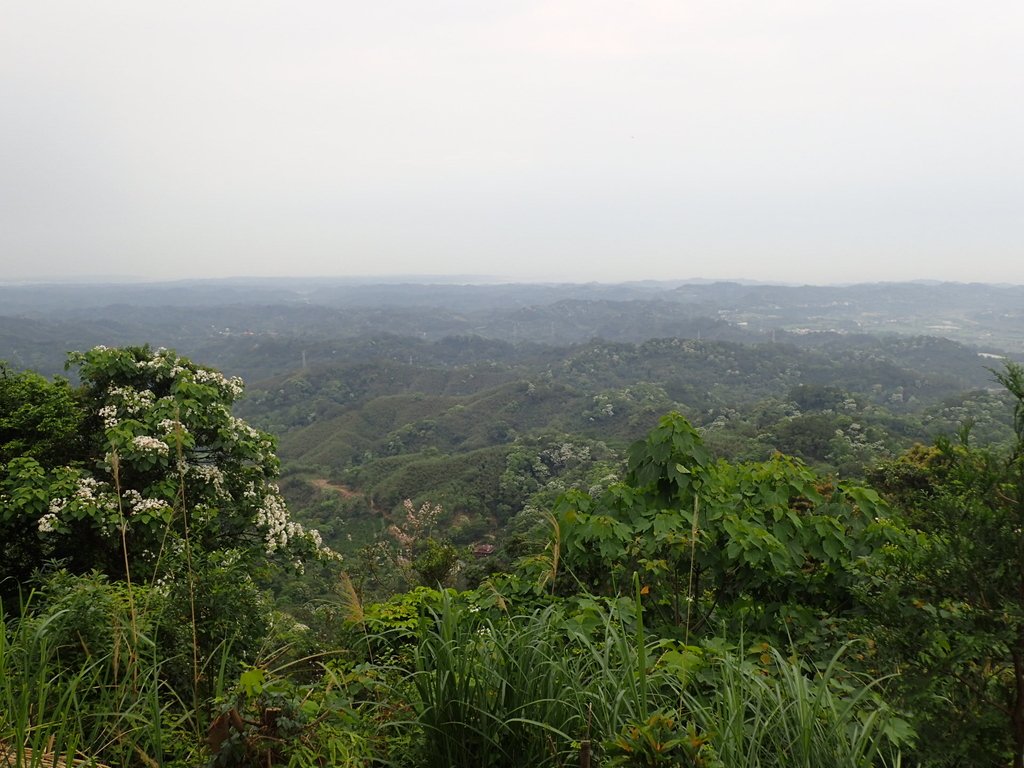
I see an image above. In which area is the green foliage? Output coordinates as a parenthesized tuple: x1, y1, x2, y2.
(404, 590, 906, 768)
(352, 446, 508, 528)
(207, 661, 391, 768)
(3, 323, 1019, 767)
(866, 362, 1024, 767)
(407, 593, 687, 768)
(606, 711, 716, 768)
(412, 537, 462, 588)
(0, 364, 83, 466)
(0, 346, 328, 593)
(682, 644, 909, 768)
(1, 583, 193, 767)
(236, 324, 996, 564)
(0, 347, 337, 766)
(773, 413, 839, 463)
(155, 548, 273, 697)
(557, 412, 897, 649)
(0, 367, 89, 589)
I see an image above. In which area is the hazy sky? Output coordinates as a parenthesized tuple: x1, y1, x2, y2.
(2, 1, 1022, 285)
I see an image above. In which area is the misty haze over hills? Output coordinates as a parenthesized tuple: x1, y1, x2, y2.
(2, 279, 1021, 401)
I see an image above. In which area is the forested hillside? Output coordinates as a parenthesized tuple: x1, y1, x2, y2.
(228, 332, 1013, 566)
(3, 279, 1020, 567)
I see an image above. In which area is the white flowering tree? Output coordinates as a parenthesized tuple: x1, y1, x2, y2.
(0, 345, 327, 589)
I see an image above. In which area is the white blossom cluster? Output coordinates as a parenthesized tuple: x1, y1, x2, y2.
(68, 346, 336, 566)
(38, 513, 60, 533)
(307, 528, 323, 549)
(193, 368, 245, 398)
(188, 463, 227, 498)
(541, 442, 591, 468)
(254, 487, 335, 560)
(191, 368, 221, 386)
(701, 408, 741, 433)
(387, 523, 414, 552)
(589, 472, 621, 498)
(256, 491, 303, 554)
(136, 348, 186, 380)
(229, 416, 261, 441)
(131, 435, 170, 455)
(99, 404, 119, 429)
(159, 418, 184, 434)
(38, 476, 124, 535)
(107, 385, 155, 416)
(404, 497, 442, 529)
(388, 499, 444, 561)
(830, 422, 889, 463)
(122, 489, 171, 517)
(74, 476, 102, 501)
(38, 497, 67, 533)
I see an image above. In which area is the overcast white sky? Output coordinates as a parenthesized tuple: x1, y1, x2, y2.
(2, 1, 1022, 285)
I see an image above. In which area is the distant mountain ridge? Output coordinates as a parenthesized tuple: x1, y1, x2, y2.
(2, 279, 1023, 379)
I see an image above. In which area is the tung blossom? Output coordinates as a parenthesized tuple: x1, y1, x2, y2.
(254, 490, 335, 560)
(121, 489, 170, 517)
(159, 418, 184, 434)
(193, 368, 245, 398)
(229, 416, 261, 441)
(133, 498, 170, 516)
(131, 435, 170, 455)
(99, 404, 119, 429)
(256, 492, 297, 554)
(38, 497, 66, 533)
(188, 463, 227, 497)
(74, 476, 102, 501)
(107, 386, 155, 415)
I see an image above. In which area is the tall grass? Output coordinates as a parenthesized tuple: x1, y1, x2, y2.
(0, 600, 93, 767)
(408, 593, 685, 768)
(411, 602, 578, 767)
(406, 593, 907, 768)
(685, 645, 907, 768)
(0, 589, 183, 768)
